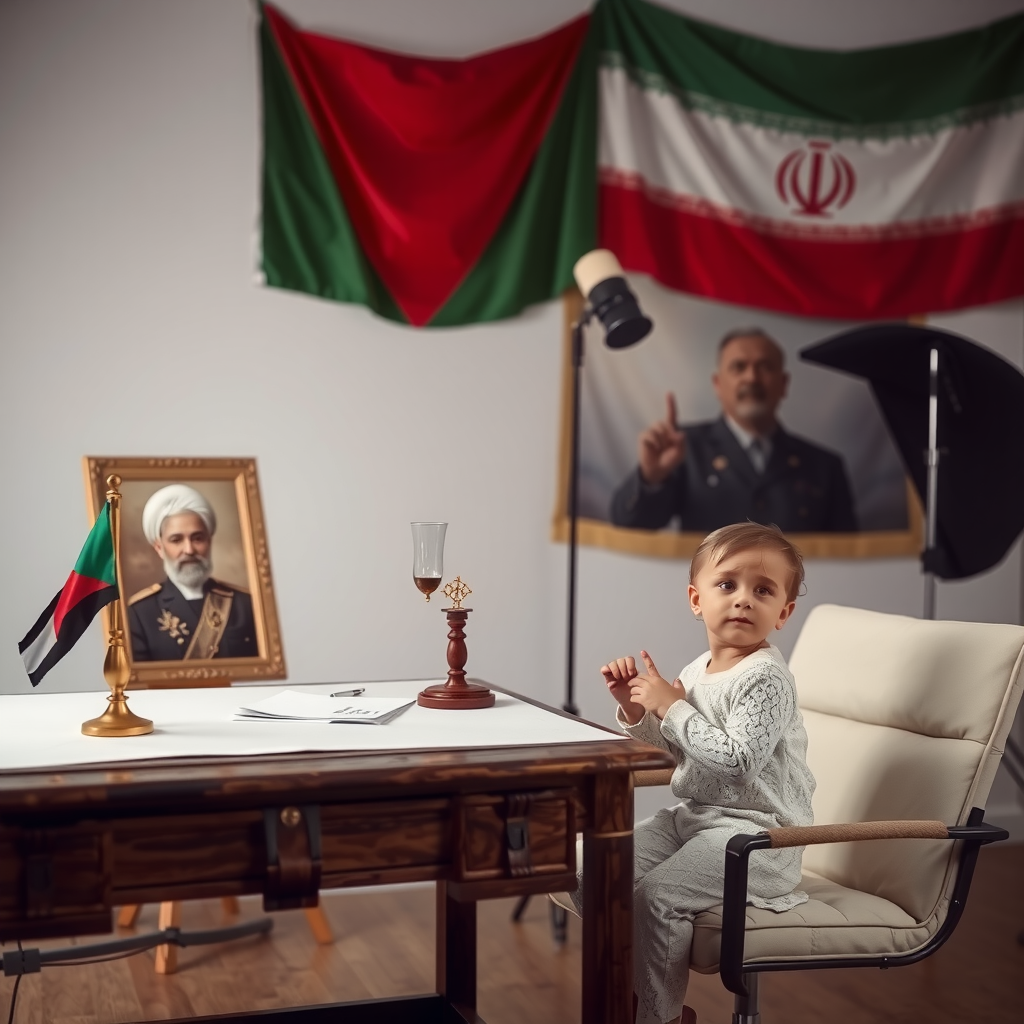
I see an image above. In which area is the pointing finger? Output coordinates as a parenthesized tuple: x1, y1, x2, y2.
(639, 649, 660, 677)
(665, 392, 678, 427)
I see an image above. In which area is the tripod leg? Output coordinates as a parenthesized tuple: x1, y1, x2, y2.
(304, 905, 334, 944)
(550, 900, 568, 945)
(117, 905, 141, 929)
(154, 902, 181, 974)
(511, 894, 531, 922)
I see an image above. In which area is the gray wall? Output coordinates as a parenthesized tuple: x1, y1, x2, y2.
(2, 0, 1022, 831)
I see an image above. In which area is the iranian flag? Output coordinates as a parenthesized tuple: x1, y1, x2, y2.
(595, 0, 1024, 319)
(19, 503, 118, 686)
(259, 2, 597, 327)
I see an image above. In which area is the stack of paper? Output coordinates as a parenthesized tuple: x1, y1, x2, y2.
(235, 689, 415, 725)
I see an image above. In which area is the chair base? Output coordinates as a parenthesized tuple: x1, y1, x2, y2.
(731, 973, 760, 1024)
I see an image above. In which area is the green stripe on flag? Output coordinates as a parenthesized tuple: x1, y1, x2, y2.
(74, 503, 117, 587)
(598, 0, 1024, 138)
(428, 18, 598, 327)
(260, 12, 407, 322)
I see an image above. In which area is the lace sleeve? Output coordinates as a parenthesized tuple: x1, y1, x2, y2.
(661, 666, 795, 784)
(618, 706, 676, 754)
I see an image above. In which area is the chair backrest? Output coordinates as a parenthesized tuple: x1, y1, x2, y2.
(789, 604, 1024, 923)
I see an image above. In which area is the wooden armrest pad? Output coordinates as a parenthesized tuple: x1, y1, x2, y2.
(633, 768, 674, 787)
(766, 819, 948, 848)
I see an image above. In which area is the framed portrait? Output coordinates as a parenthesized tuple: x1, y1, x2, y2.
(551, 281, 923, 560)
(83, 457, 286, 688)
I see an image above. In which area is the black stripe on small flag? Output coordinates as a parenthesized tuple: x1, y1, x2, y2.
(26, 586, 119, 687)
(18, 589, 62, 655)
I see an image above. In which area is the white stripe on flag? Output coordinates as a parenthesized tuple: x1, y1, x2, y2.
(21, 614, 58, 675)
(598, 66, 1024, 228)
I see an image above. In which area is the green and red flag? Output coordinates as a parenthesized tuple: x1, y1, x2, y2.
(19, 503, 118, 686)
(259, 0, 1024, 325)
(259, 1, 597, 327)
(595, 0, 1024, 318)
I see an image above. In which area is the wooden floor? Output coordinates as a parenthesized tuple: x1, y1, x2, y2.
(2, 844, 1022, 1024)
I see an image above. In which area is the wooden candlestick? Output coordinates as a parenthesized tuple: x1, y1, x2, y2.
(418, 578, 494, 710)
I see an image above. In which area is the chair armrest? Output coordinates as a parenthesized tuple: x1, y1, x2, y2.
(763, 819, 999, 848)
(719, 811, 1008, 998)
(633, 768, 674, 788)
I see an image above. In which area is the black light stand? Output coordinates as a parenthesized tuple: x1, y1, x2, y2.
(923, 346, 940, 620)
(563, 315, 587, 716)
(513, 252, 651, 937)
(562, 256, 652, 717)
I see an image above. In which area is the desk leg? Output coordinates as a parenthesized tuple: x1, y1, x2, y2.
(583, 772, 634, 1024)
(436, 881, 477, 1014)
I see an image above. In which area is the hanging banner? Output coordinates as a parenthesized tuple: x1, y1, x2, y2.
(259, 2, 596, 326)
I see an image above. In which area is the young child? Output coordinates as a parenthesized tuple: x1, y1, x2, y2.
(601, 522, 815, 1024)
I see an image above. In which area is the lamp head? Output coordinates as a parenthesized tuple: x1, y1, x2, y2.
(573, 249, 652, 349)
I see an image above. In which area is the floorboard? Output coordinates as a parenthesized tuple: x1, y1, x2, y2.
(2, 844, 1021, 1024)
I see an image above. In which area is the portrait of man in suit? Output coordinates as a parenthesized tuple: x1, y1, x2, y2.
(562, 278, 915, 558)
(610, 328, 858, 534)
(127, 483, 258, 662)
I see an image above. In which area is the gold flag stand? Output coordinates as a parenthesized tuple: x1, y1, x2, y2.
(82, 475, 154, 737)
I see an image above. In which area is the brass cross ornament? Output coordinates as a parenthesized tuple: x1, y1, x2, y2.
(443, 576, 472, 609)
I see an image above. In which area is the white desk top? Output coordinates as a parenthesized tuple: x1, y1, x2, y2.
(0, 680, 623, 772)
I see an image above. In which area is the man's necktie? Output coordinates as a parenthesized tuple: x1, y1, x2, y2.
(748, 438, 767, 474)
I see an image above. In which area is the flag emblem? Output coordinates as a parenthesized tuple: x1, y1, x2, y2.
(775, 141, 856, 218)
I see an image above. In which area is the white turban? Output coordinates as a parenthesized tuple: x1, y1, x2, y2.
(142, 484, 217, 545)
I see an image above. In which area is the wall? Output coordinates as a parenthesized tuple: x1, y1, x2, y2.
(2, 0, 1022, 831)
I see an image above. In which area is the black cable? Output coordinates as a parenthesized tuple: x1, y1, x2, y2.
(1, 918, 274, 977)
(5, 943, 23, 1024)
(5, 975, 20, 1024)
(1, 916, 273, 1017)
(44, 948, 166, 968)
(37, 931, 171, 963)
(40, 919, 272, 969)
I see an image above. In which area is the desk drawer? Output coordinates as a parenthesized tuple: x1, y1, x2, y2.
(455, 788, 575, 881)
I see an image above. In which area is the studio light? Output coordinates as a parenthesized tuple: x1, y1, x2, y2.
(573, 249, 653, 350)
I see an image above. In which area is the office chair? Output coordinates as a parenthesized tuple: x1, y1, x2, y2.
(562, 604, 1024, 1023)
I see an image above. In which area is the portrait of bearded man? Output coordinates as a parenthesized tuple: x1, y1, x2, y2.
(127, 484, 258, 662)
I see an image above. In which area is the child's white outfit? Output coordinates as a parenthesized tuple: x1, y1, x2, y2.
(605, 645, 815, 1024)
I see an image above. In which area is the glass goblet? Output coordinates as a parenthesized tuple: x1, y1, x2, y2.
(411, 522, 447, 601)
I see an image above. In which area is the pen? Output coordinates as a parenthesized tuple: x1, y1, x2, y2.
(330, 687, 365, 697)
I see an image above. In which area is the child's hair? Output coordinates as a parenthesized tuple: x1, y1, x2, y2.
(689, 522, 804, 602)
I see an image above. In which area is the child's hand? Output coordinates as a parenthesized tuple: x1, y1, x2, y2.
(600, 656, 644, 725)
(630, 650, 686, 721)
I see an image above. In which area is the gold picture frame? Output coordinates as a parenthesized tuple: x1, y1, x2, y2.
(83, 456, 286, 688)
(551, 289, 924, 560)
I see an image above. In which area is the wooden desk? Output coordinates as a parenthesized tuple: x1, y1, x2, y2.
(0, 688, 673, 1024)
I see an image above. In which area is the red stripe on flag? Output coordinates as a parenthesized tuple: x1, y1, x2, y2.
(599, 182, 1024, 319)
(53, 571, 113, 638)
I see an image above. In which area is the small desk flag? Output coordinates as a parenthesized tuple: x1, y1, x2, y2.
(19, 503, 119, 686)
